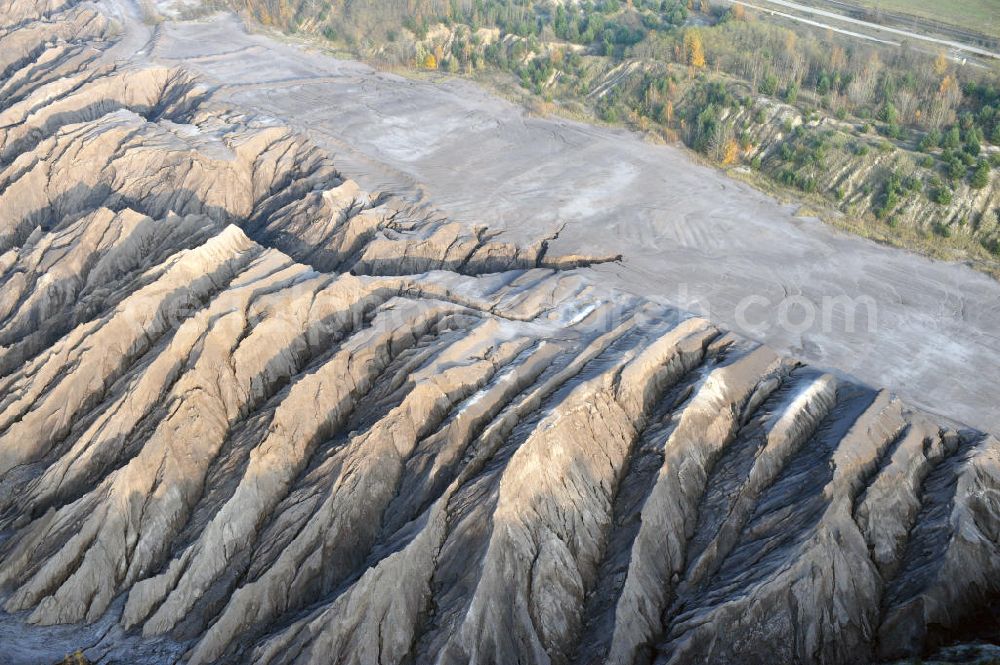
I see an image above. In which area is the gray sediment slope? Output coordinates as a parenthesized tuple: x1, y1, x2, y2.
(143, 9, 1000, 434)
(0, 1, 997, 664)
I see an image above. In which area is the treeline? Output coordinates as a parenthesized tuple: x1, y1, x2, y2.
(678, 13, 999, 138)
(268, 0, 1000, 154)
(237, 0, 1000, 259)
(243, 0, 1000, 141)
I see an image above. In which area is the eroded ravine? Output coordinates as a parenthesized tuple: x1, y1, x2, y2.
(134, 6, 1000, 436)
(0, 2, 998, 664)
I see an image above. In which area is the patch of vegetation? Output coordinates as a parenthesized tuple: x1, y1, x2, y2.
(873, 168, 921, 219)
(243, 0, 1000, 269)
(928, 176, 954, 205)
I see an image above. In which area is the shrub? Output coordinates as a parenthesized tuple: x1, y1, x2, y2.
(919, 130, 941, 152)
(883, 123, 902, 140)
(759, 73, 779, 96)
(944, 153, 966, 181)
(930, 184, 953, 205)
(816, 73, 831, 96)
(875, 170, 903, 219)
(783, 81, 799, 104)
(970, 159, 990, 189)
(943, 126, 962, 150)
(879, 102, 898, 124)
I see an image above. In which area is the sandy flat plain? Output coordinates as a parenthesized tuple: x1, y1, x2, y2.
(113, 6, 1000, 432)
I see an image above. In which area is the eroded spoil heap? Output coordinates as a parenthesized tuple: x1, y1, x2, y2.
(0, 1, 998, 663)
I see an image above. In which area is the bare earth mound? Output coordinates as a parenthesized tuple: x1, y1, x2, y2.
(0, 1, 998, 664)
(137, 9, 1000, 436)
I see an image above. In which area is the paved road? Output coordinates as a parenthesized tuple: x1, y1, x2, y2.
(725, 0, 901, 46)
(729, 0, 1000, 59)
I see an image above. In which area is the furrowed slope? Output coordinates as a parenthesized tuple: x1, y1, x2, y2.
(0, 2, 997, 664)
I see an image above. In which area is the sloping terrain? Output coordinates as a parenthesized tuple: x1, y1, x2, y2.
(141, 11, 1000, 436)
(0, 2, 998, 664)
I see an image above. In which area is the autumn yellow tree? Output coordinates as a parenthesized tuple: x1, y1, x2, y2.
(722, 138, 740, 165)
(684, 30, 706, 68)
(423, 52, 438, 69)
(57, 652, 89, 665)
(939, 74, 959, 99)
(933, 50, 949, 76)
